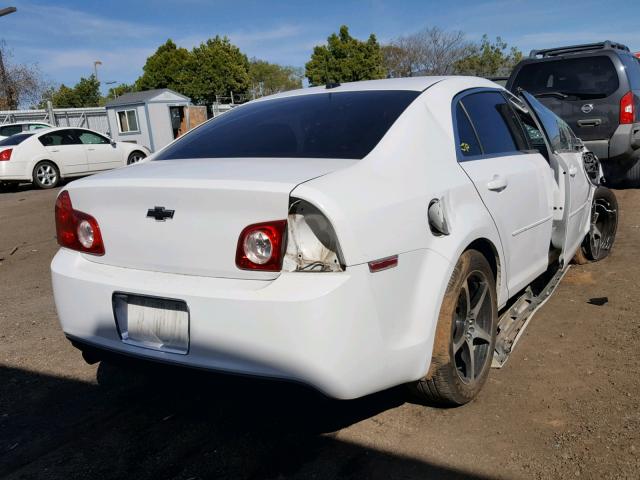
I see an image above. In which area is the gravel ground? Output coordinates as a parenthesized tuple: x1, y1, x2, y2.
(0, 185, 638, 480)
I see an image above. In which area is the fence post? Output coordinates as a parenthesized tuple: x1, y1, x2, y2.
(46, 101, 57, 126)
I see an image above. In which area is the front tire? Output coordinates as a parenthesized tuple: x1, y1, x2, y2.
(410, 250, 497, 406)
(127, 151, 146, 165)
(577, 186, 618, 262)
(32, 161, 60, 189)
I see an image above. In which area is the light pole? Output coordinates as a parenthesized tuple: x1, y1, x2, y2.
(105, 80, 117, 98)
(0, 7, 16, 109)
(93, 60, 102, 81)
(0, 6, 16, 17)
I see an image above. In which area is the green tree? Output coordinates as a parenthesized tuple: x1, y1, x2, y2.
(182, 36, 251, 104)
(43, 75, 101, 108)
(305, 25, 385, 85)
(106, 83, 135, 100)
(135, 39, 191, 92)
(249, 59, 302, 97)
(454, 35, 523, 77)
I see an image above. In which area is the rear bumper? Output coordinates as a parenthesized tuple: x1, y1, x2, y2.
(0, 160, 30, 181)
(51, 248, 450, 399)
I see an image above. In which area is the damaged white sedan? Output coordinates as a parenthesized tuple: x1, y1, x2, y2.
(51, 77, 617, 405)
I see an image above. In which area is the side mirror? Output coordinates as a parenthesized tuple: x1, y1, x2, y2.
(110, 140, 117, 147)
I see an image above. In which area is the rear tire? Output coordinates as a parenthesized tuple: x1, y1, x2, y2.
(409, 250, 497, 406)
(580, 186, 618, 262)
(32, 161, 60, 189)
(127, 151, 146, 165)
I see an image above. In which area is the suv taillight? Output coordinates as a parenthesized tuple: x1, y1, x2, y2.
(235, 220, 287, 271)
(55, 190, 105, 255)
(0, 148, 12, 161)
(620, 91, 635, 124)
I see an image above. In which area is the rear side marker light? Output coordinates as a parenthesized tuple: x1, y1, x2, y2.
(368, 255, 398, 273)
(55, 190, 105, 255)
(0, 148, 12, 161)
(236, 220, 287, 271)
(620, 91, 635, 125)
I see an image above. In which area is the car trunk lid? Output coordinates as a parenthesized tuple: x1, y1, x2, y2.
(66, 157, 355, 280)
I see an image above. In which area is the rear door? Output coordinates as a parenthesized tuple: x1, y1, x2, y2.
(521, 92, 592, 261)
(75, 129, 122, 171)
(510, 55, 622, 143)
(39, 129, 88, 175)
(455, 89, 554, 295)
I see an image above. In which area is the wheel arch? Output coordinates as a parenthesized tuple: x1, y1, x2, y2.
(465, 237, 501, 295)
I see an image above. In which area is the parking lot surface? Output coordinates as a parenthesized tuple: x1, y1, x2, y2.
(1, 185, 639, 479)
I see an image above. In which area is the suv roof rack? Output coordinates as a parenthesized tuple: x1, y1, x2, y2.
(529, 40, 630, 58)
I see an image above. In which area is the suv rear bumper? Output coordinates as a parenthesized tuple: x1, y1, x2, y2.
(584, 123, 640, 177)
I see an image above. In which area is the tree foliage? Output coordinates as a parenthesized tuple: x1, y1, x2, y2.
(383, 27, 472, 77)
(135, 37, 251, 104)
(106, 83, 135, 99)
(0, 42, 49, 109)
(182, 36, 251, 104)
(135, 39, 190, 92)
(249, 59, 302, 97)
(453, 35, 523, 77)
(42, 75, 101, 108)
(305, 25, 385, 85)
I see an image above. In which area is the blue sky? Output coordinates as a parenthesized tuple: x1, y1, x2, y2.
(3, 0, 640, 93)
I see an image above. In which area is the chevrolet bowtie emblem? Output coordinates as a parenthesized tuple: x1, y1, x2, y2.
(146, 206, 175, 221)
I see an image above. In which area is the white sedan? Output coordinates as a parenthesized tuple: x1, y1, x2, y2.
(0, 127, 150, 189)
(51, 77, 615, 405)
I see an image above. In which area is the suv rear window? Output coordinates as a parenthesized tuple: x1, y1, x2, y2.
(155, 91, 419, 161)
(512, 56, 619, 99)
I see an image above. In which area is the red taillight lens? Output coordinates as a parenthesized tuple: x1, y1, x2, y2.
(235, 220, 287, 271)
(620, 91, 635, 124)
(55, 191, 105, 255)
(0, 148, 12, 161)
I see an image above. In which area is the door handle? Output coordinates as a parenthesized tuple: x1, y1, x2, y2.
(87, 148, 96, 151)
(487, 174, 508, 192)
(568, 165, 577, 177)
(577, 119, 601, 127)
(50, 149, 59, 152)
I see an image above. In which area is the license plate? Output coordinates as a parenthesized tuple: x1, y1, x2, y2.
(113, 293, 189, 354)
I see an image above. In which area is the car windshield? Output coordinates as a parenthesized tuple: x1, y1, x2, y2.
(512, 56, 619, 99)
(0, 133, 33, 146)
(155, 90, 420, 161)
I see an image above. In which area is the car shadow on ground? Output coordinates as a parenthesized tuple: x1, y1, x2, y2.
(0, 361, 491, 480)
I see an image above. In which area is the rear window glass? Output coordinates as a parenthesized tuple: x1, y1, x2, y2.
(155, 91, 419, 161)
(0, 133, 33, 145)
(459, 91, 521, 156)
(512, 56, 620, 99)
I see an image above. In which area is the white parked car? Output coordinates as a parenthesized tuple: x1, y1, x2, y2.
(0, 121, 52, 140)
(0, 127, 150, 189)
(51, 77, 617, 405)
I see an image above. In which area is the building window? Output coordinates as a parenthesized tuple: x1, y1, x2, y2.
(117, 109, 139, 133)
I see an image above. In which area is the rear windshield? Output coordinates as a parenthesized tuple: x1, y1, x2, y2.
(0, 133, 33, 146)
(512, 56, 620, 99)
(155, 90, 419, 160)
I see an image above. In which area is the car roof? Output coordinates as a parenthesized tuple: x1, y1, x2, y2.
(1, 121, 51, 126)
(253, 76, 497, 102)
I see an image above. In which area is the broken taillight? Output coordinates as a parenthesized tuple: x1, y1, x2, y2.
(620, 91, 635, 125)
(283, 199, 345, 272)
(55, 190, 105, 256)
